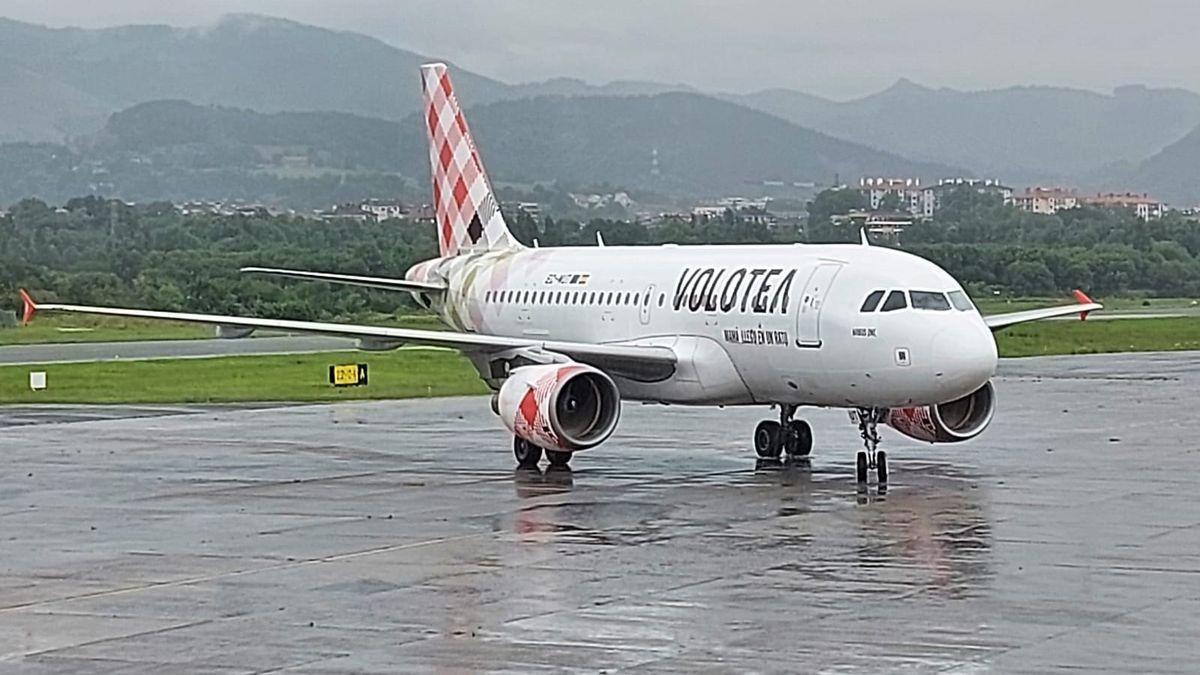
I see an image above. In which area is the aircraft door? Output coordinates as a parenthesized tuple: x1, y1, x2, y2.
(639, 284, 655, 325)
(795, 263, 842, 348)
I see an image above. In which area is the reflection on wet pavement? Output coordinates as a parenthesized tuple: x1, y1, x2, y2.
(1, 351, 1199, 670)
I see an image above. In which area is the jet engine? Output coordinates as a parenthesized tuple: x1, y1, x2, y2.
(496, 362, 622, 452)
(885, 381, 996, 443)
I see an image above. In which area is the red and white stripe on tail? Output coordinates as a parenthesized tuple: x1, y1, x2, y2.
(420, 62, 519, 257)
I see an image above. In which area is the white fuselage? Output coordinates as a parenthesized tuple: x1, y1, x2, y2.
(415, 243, 998, 409)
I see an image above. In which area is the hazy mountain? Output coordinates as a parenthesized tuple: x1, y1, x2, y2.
(728, 80, 1200, 183)
(0, 14, 510, 141)
(1118, 125, 1200, 206)
(0, 93, 956, 206)
(394, 93, 958, 193)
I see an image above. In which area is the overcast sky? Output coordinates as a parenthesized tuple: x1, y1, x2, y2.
(5, 0, 1199, 99)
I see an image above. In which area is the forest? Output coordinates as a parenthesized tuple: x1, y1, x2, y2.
(3, 188, 1198, 322)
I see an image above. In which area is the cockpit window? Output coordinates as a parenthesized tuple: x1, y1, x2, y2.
(947, 290, 975, 312)
(860, 290, 885, 312)
(910, 291, 952, 311)
(880, 290, 908, 312)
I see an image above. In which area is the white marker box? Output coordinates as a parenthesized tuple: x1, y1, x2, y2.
(29, 371, 47, 391)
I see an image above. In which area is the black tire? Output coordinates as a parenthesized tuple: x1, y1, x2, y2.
(754, 420, 783, 458)
(876, 450, 888, 485)
(856, 451, 869, 484)
(546, 450, 573, 468)
(513, 437, 543, 468)
(784, 420, 813, 457)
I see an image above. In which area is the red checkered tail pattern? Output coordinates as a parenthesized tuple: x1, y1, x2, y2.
(421, 62, 520, 258)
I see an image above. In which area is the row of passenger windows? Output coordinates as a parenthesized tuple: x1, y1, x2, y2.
(860, 289, 974, 313)
(486, 289, 664, 308)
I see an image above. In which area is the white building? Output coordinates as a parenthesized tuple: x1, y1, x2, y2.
(859, 177, 931, 218)
(360, 200, 406, 221)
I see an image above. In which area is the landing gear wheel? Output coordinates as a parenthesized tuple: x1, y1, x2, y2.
(876, 450, 888, 485)
(513, 437, 543, 468)
(856, 451, 869, 484)
(546, 450, 573, 468)
(784, 420, 813, 457)
(754, 420, 783, 458)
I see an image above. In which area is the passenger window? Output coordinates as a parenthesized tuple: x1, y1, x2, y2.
(860, 290, 885, 312)
(881, 290, 907, 312)
(910, 291, 951, 311)
(948, 290, 975, 312)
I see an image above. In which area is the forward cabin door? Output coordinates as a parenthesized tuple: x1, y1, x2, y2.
(794, 263, 842, 348)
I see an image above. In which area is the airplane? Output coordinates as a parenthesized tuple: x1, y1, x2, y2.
(17, 63, 1102, 484)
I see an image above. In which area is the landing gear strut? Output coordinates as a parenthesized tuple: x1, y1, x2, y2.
(852, 408, 888, 485)
(754, 404, 813, 460)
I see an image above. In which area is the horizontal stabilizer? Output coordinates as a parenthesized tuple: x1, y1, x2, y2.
(240, 267, 445, 293)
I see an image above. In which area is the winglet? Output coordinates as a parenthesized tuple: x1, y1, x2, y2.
(859, 227, 870, 246)
(18, 289, 37, 326)
(1072, 289, 1094, 321)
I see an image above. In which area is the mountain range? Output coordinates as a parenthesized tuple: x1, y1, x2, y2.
(1, 13, 1198, 205)
(0, 95, 954, 207)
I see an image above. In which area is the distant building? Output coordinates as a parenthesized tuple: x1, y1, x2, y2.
(691, 205, 729, 220)
(925, 178, 1013, 214)
(717, 196, 769, 211)
(1081, 192, 1167, 221)
(1014, 187, 1079, 214)
(322, 200, 407, 223)
(568, 191, 635, 210)
(502, 201, 542, 220)
(859, 177, 930, 218)
(360, 199, 406, 221)
(833, 209, 915, 241)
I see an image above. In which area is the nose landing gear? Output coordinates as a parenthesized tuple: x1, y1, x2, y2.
(754, 404, 814, 460)
(851, 408, 888, 485)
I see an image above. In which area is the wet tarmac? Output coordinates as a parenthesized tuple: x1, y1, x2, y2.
(2, 351, 1199, 672)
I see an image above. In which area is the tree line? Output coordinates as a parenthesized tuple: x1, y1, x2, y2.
(3, 189, 1198, 321)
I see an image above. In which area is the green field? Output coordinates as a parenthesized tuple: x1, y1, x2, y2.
(0, 348, 486, 405)
(994, 316, 1200, 357)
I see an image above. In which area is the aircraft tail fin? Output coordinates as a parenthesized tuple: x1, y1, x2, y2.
(420, 62, 520, 257)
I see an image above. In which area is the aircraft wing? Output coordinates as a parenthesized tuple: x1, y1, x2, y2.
(984, 290, 1102, 331)
(18, 290, 676, 380)
(240, 267, 446, 293)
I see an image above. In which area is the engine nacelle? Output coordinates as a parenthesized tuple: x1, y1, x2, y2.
(497, 363, 621, 452)
(885, 381, 996, 444)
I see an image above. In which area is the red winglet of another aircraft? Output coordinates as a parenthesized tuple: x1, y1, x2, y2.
(1072, 289, 1095, 320)
(18, 289, 37, 326)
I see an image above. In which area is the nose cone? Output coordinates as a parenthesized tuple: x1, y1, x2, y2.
(930, 323, 998, 399)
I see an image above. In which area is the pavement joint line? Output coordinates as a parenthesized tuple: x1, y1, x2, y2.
(0, 617, 213, 663)
(0, 531, 488, 614)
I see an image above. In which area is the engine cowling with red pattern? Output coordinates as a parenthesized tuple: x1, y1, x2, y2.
(496, 363, 622, 452)
(885, 382, 996, 443)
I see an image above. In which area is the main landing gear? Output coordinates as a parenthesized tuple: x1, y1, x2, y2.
(753, 404, 813, 460)
(852, 408, 888, 486)
(513, 437, 572, 469)
(752, 405, 889, 485)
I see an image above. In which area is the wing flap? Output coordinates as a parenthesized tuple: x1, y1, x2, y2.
(240, 267, 445, 293)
